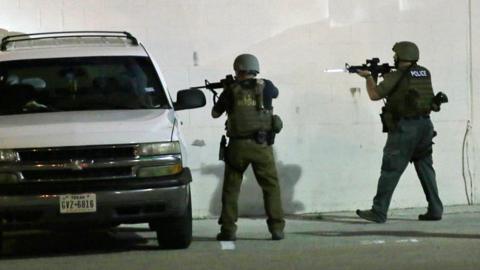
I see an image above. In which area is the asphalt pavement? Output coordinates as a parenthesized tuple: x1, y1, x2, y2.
(1, 205, 479, 270)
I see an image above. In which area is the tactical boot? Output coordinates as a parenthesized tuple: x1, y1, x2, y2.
(418, 213, 442, 221)
(216, 231, 236, 241)
(356, 209, 386, 223)
(271, 231, 284, 240)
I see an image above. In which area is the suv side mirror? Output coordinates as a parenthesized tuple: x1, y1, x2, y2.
(173, 89, 206, 111)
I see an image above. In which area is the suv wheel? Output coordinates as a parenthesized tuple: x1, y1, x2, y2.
(151, 196, 192, 249)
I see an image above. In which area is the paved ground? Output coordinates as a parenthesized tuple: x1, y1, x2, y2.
(1, 205, 480, 270)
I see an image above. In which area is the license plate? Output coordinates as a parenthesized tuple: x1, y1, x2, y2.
(59, 193, 97, 214)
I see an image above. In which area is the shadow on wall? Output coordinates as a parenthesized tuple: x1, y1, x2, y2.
(201, 154, 304, 217)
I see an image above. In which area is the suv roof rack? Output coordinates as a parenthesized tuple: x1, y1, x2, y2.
(1, 31, 139, 51)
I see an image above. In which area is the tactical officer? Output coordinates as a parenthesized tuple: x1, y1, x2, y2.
(212, 54, 285, 241)
(356, 41, 444, 223)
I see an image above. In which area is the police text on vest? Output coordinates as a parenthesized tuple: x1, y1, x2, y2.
(410, 70, 428, 77)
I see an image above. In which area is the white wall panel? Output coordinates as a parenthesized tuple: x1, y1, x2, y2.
(0, 0, 19, 9)
(61, 8, 85, 30)
(19, 0, 62, 9)
(1, 0, 477, 216)
(0, 9, 40, 33)
(38, 7, 63, 31)
(471, 0, 480, 201)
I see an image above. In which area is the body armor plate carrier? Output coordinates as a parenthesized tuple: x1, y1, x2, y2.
(227, 79, 272, 138)
(386, 65, 434, 118)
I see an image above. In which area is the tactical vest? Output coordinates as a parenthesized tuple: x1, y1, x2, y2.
(226, 79, 273, 137)
(385, 65, 434, 117)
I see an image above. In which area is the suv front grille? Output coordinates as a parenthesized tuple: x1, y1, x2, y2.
(22, 167, 133, 181)
(18, 146, 136, 162)
(15, 145, 139, 182)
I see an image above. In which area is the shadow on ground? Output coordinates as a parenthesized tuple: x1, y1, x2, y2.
(0, 227, 158, 259)
(294, 230, 480, 239)
(291, 214, 417, 225)
(193, 236, 268, 241)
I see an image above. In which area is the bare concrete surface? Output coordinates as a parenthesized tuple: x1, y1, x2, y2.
(0, 205, 479, 270)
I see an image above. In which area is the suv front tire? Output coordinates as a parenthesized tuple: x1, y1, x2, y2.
(151, 195, 192, 249)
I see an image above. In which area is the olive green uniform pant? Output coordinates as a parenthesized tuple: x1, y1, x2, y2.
(372, 117, 443, 221)
(219, 139, 285, 234)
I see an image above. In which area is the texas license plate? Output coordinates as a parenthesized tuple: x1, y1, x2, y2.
(59, 193, 97, 214)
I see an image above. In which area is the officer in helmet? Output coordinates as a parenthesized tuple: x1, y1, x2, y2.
(212, 54, 285, 240)
(356, 41, 444, 223)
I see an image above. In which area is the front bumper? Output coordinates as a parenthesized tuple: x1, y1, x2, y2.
(0, 169, 192, 231)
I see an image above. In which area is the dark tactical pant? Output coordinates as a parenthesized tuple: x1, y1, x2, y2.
(219, 139, 285, 234)
(372, 117, 443, 221)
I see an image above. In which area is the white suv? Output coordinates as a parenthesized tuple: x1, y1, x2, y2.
(0, 31, 205, 249)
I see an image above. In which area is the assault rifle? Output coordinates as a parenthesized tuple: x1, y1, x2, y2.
(189, 75, 234, 104)
(325, 58, 395, 81)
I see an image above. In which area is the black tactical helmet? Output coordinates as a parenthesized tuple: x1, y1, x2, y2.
(233, 54, 260, 74)
(392, 41, 419, 62)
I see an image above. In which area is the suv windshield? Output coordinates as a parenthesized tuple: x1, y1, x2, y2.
(0, 56, 170, 115)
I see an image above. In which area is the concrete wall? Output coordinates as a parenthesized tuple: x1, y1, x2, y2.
(1, 0, 477, 217)
(471, 0, 480, 204)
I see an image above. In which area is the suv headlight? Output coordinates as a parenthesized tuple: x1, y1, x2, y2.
(137, 164, 183, 177)
(134, 142, 181, 157)
(0, 149, 19, 162)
